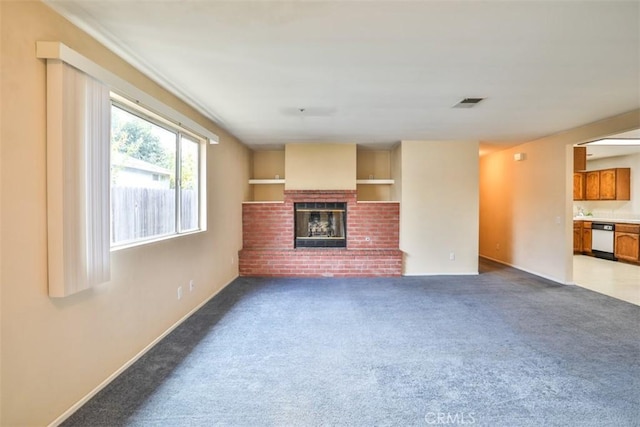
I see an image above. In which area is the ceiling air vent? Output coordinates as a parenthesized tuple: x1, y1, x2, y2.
(453, 97, 485, 108)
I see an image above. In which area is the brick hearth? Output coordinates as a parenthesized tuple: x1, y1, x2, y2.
(239, 190, 402, 277)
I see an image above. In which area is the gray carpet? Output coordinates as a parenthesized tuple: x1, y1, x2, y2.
(62, 259, 640, 426)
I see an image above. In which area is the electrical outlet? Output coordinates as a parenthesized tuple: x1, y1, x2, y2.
(449, 252, 455, 261)
(231, 256, 235, 265)
(189, 280, 194, 292)
(177, 286, 183, 300)
(496, 243, 500, 250)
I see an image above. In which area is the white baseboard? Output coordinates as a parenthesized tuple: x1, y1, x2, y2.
(479, 255, 568, 285)
(49, 275, 238, 427)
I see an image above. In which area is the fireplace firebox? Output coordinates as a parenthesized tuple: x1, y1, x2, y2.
(295, 202, 346, 248)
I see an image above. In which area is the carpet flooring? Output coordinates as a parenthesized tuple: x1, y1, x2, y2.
(62, 259, 640, 426)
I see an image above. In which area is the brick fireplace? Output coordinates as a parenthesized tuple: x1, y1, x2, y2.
(239, 190, 402, 277)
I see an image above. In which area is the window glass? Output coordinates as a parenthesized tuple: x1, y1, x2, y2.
(111, 103, 204, 247)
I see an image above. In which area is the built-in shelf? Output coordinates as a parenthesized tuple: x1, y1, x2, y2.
(243, 200, 284, 204)
(250, 179, 394, 185)
(249, 179, 285, 185)
(356, 179, 395, 185)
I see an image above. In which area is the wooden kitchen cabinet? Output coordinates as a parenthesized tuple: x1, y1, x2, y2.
(573, 221, 583, 253)
(614, 224, 640, 263)
(574, 146, 587, 172)
(573, 172, 585, 200)
(599, 168, 630, 200)
(585, 171, 600, 200)
(582, 221, 592, 254)
(583, 168, 631, 200)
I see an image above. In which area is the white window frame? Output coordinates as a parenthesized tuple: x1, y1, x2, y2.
(110, 94, 207, 250)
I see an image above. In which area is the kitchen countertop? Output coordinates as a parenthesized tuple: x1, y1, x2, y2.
(573, 217, 640, 224)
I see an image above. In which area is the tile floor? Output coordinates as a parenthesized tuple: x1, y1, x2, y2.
(573, 255, 640, 305)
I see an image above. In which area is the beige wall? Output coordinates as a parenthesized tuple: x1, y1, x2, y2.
(479, 110, 640, 283)
(356, 150, 391, 179)
(285, 143, 356, 190)
(252, 150, 285, 201)
(0, 2, 251, 426)
(390, 143, 402, 203)
(356, 149, 392, 201)
(253, 150, 285, 179)
(399, 141, 479, 275)
(253, 146, 393, 200)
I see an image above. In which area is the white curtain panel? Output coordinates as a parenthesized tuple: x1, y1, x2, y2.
(47, 60, 111, 297)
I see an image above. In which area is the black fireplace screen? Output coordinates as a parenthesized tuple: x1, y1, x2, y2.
(295, 202, 346, 248)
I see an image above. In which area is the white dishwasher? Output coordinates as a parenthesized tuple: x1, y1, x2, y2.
(591, 223, 616, 261)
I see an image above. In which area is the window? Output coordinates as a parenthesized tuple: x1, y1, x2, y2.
(110, 100, 204, 247)
(38, 41, 216, 295)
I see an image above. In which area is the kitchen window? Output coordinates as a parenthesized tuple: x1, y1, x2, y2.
(110, 99, 205, 248)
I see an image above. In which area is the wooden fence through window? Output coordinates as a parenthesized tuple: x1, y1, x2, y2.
(111, 187, 198, 244)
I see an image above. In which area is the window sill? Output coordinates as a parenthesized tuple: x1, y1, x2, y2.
(111, 229, 206, 252)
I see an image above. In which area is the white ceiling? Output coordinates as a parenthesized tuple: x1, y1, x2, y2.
(46, 1, 640, 150)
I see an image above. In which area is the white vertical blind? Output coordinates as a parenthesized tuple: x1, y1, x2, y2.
(47, 60, 111, 297)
